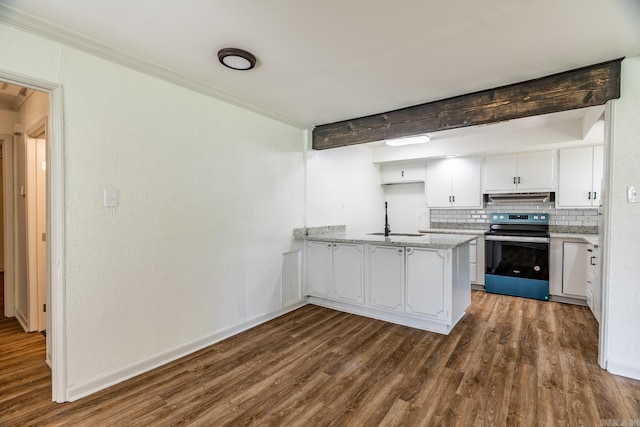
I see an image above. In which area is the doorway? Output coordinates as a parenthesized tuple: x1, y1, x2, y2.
(0, 73, 65, 402)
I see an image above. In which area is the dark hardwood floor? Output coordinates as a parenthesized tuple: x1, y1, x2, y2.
(1, 291, 639, 426)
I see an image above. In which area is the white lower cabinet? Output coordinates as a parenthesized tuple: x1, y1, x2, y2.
(550, 238, 589, 300)
(369, 245, 405, 312)
(586, 244, 601, 322)
(405, 248, 450, 322)
(307, 241, 364, 304)
(307, 241, 333, 298)
(332, 243, 365, 304)
(562, 241, 588, 298)
(307, 239, 471, 335)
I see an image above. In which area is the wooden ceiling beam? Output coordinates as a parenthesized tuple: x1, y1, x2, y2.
(312, 59, 622, 150)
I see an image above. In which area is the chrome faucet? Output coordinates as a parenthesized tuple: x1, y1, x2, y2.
(384, 202, 391, 236)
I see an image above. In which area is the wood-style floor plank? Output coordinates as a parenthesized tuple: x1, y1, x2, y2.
(2, 291, 639, 426)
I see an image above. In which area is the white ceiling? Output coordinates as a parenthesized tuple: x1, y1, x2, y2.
(2, 0, 640, 128)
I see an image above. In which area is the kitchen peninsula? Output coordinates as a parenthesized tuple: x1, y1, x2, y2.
(297, 226, 475, 334)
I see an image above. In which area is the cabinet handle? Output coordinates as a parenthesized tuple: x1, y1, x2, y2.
(327, 244, 332, 249)
(398, 248, 403, 254)
(448, 195, 451, 202)
(517, 176, 521, 184)
(401, 170, 405, 177)
(332, 243, 338, 248)
(590, 256, 596, 266)
(406, 248, 412, 254)
(593, 191, 597, 199)
(452, 195, 455, 202)
(513, 177, 517, 184)
(588, 192, 592, 200)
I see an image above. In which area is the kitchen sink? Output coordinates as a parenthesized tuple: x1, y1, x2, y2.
(367, 232, 425, 237)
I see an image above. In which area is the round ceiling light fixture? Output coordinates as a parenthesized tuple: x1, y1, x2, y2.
(217, 48, 257, 71)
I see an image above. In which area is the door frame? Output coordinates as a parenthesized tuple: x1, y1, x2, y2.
(0, 69, 66, 402)
(1, 133, 15, 318)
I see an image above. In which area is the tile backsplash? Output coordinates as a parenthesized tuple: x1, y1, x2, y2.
(430, 202, 599, 234)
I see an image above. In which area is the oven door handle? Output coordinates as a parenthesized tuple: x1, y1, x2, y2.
(485, 235, 550, 244)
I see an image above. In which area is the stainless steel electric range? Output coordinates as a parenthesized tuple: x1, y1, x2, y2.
(484, 213, 550, 301)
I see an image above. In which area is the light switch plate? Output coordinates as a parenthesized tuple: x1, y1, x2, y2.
(628, 186, 638, 203)
(103, 189, 118, 207)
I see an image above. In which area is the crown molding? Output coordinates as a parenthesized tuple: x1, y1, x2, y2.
(0, 4, 314, 130)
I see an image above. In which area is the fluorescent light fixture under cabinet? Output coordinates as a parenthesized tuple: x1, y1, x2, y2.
(385, 135, 431, 147)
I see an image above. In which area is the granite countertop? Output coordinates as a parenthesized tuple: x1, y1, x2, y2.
(550, 233, 599, 246)
(418, 228, 487, 235)
(304, 231, 476, 249)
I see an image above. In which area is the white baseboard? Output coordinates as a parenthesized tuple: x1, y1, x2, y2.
(67, 301, 308, 402)
(15, 308, 29, 332)
(607, 360, 640, 381)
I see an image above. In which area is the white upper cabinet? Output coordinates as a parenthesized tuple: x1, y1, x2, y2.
(557, 146, 604, 208)
(483, 151, 555, 192)
(426, 157, 481, 208)
(381, 163, 425, 184)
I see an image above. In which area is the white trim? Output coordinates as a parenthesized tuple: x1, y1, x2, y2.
(15, 307, 29, 331)
(1, 133, 15, 317)
(606, 360, 640, 381)
(307, 297, 462, 335)
(49, 86, 66, 403)
(66, 301, 308, 402)
(0, 4, 313, 132)
(599, 101, 614, 370)
(0, 69, 67, 403)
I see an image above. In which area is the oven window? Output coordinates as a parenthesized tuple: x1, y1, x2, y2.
(485, 240, 549, 280)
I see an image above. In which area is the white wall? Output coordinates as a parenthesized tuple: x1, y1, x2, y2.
(0, 22, 306, 398)
(0, 109, 18, 134)
(306, 144, 385, 233)
(604, 56, 640, 380)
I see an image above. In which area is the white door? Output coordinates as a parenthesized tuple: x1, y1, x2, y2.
(307, 241, 332, 298)
(516, 151, 554, 191)
(451, 157, 481, 207)
(425, 159, 452, 208)
(26, 133, 48, 332)
(591, 145, 604, 206)
(405, 247, 450, 321)
(558, 146, 594, 207)
(483, 154, 517, 191)
(332, 243, 364, 304)
(562, 242, 588, 297)
(369, 245, 405, 312)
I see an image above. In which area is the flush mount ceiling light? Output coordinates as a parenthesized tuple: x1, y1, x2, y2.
(384, 135, 431, 147)
(217, 48, 257, 71)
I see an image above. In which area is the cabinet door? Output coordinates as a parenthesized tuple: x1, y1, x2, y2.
(516, 151, 554, 191)
(369, 245, 405, 312)
(401, 163, 426, 182)
(483, 154, 518, 191)
(333, 243, 365, 305)
(405, 247, 450, 322)
(307, 241, 333, 298)
(558, 147, 594, 207)
(562, 242, 587, 297)
(426, 159, 453, 208)
(381, 165, 403, 184)
(591, 145, 604, 206)
(451, 157, 482, 207)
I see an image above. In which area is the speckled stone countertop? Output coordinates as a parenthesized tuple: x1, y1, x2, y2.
(550, 233, 599, 246)
(304, 231, 476, 249)
(418, 228, 487, 235)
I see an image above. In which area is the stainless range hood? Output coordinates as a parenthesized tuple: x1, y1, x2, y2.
(485, 192, 552, 204)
